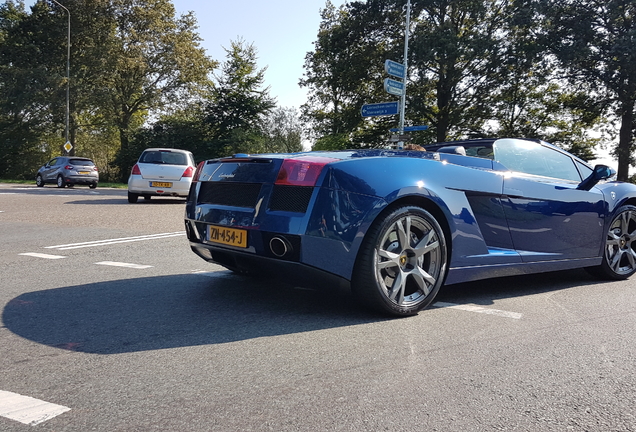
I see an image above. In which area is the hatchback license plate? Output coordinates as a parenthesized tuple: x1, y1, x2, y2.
(208, 225, 247, 248)
(151, 181, 172, 188)
(78, 171, 90, 175)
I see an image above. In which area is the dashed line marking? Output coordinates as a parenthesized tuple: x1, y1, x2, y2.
(432, 302, 523, 319)
(45, 232, 185, 250)
(95, 261, 153, 269)
(18, 253, 66, 260)
(0, 390, 70, 426)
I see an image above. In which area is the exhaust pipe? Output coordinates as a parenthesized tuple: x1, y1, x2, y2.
(269, 236, 291, 258)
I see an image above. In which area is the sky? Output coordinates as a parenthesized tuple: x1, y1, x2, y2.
(24, 0, 346, 109)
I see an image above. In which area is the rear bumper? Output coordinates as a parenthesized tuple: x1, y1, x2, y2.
(128, 176, 191, 197)
(66, 175, 98, 185)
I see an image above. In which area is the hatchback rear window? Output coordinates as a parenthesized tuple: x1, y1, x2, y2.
(70, 159, 95, 166)
(140, 151, 187, 165)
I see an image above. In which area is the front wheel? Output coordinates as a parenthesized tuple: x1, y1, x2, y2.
(586, 205, 636, 280)
(36, 175, 44, 187)
(352, 206, 448, 316)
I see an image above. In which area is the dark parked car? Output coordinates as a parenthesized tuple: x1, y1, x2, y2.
(36, 156, 99, 188)
(184, 138, 636, 316)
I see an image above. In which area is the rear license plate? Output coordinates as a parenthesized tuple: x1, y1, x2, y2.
(208, 225, 247, 248)
(151, 181, 172, 188)
(78, 171, 90, 175)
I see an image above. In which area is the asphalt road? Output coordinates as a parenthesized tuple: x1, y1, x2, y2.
(1, 182, 635, 431)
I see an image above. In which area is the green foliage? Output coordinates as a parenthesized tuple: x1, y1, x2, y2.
(204, 39, 276, 157)
(537, 0, 636, 179)
(0, 0, 215, 181)
(260, 107, 304, 153)
(301, 0, 611, 159)
(313, 133, 350, 151)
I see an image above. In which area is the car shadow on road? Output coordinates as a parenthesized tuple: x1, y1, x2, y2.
(2, 272, 386, 355)
(436, 268, 603, 306)
(2, 268, 607, 355)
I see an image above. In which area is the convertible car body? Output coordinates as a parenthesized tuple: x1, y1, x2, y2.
(185, 138, 636, 316)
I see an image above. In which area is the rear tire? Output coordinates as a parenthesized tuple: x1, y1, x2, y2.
(56, 175, 65, 188)
(352, 206, 448, 317)
(89, 183, 97, 189)
(127, 191, 139, 203)
(143, 195, 151, 200)
(586, 205, 636, 280)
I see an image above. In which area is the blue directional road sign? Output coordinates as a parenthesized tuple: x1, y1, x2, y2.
(384, 78, 405, 96)
(385, 59, 406, 79)
(361, 101, 400, 118)
(389, 125, 429, 132)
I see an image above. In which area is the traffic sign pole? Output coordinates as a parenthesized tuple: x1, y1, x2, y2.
(398, 0, 411, 150)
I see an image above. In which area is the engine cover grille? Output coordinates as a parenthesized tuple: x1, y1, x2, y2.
(269, 185, 313, 213)
(197, 182, 262, 208)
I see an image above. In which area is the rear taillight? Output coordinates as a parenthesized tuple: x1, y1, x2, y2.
(192, 161, 205, 182)
(275, 157, 337, 187)
(131, 164, 141, 175)
(93, 166, 98, 172)
(64, 165, 73, 170)
(182, 166, 194, 178)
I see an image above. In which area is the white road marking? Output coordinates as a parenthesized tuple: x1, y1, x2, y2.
(0, 390, 70, 426)
(45, 232, 185, 250)
(432, 302, 523, 319)
(19, 253, 66, 260)
(95, 261, 153, 269)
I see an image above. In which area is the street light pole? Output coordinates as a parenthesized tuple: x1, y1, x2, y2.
(50, 0, 70, 154)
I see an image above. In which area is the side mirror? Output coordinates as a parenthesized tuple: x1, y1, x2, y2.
(578, 164, 616, 191)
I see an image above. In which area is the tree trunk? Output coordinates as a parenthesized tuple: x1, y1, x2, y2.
(617, 99, 634, 182)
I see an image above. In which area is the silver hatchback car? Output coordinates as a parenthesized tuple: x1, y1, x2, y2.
(36, 156, 99, 188)
(127, 148, 196, 203)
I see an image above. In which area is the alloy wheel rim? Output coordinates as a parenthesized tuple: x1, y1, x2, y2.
(374, 215, 443, 307)
(606, 210, 636, 275)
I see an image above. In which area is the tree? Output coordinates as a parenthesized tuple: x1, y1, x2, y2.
(301, 1, 406, 149)
(408, 0, 511, 142)
(260, 107, 304, 153)
(0, 1, 62, 177)
(538, 0, 636, 180)
(204, 39, 276, 157)
(302, 0, 514, 147)
(482, 0, 605, 160)
(105, 0, 215, 179)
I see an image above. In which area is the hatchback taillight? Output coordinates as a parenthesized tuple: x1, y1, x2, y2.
(64, 165, 73, 170)
(131, 164, 141, 175)
(275, 157, 337, 187)
(192, 161, 205, 182)
(182, 166, 194, 178)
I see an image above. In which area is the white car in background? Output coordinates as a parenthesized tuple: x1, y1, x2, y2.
(127, 148, 196, 203)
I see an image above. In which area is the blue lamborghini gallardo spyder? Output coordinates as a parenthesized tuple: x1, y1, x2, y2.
(185, 138, 636, 316)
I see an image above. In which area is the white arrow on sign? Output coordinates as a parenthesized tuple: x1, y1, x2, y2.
(385, 59, 406, 79)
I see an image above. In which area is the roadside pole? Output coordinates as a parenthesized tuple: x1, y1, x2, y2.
(397, 0, 411, 150)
